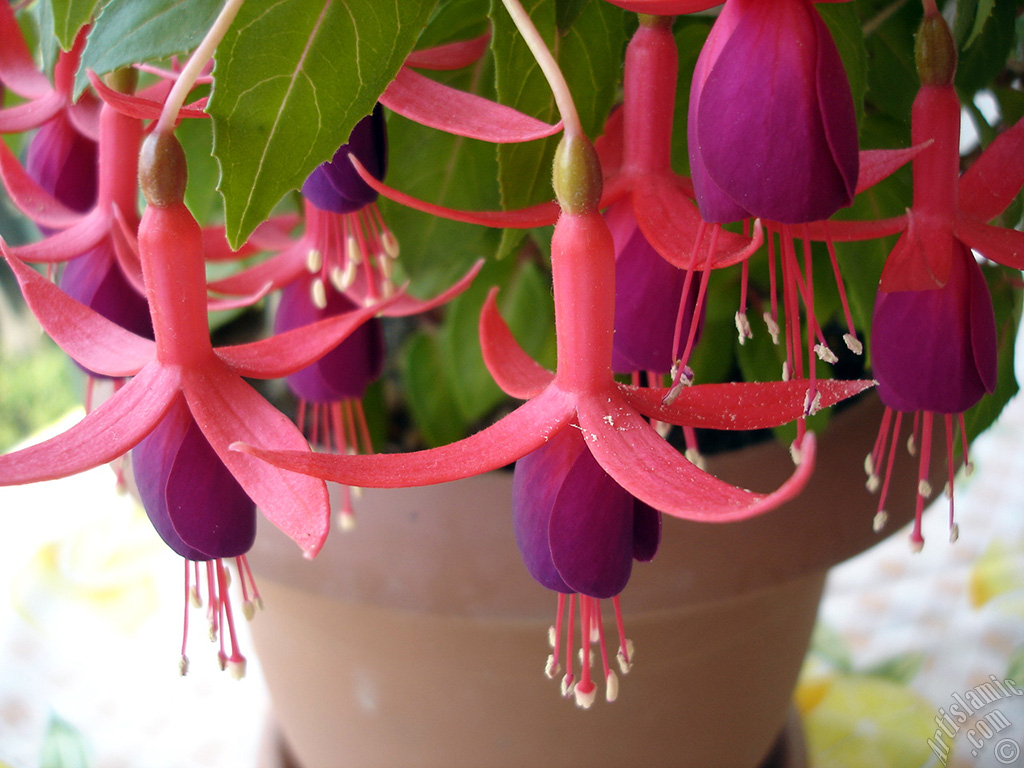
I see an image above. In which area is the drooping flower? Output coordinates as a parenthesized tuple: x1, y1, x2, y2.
(0, 130, 396, 592)
(513, 424, 660, 705)
(238, 134, 874, 704)
(871, 242, 996, 417)
(132, 395, 260, 677)
(860, 10, 1024, 549)
(688, 0, 858, 225)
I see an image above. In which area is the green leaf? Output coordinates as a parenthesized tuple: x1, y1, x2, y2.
(40, 713, 91, 768)
(378, 62, 502, 298)
(556, 0, 590, 34)
(491, 0, 627, 212)
(401, 331, 470, 447)
(209, 0, 438, 247)
(956, 0, 1017, 97)
(48, 0, 100, 51)
(438, 255, 518, 423)
(76, 0, 223, 96)
(953, 0, 995, 50)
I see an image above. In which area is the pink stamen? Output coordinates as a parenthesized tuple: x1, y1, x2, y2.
(944, 413, 957, 539)
(875, 409, 905, 525)
(819, 221, 861, 351)
(563, 594, 577, 697)
(180, 559, 191, 675)
(575, 597, 596, 707)
(910, 412, 934, 551)
(215, 559, 246, 678)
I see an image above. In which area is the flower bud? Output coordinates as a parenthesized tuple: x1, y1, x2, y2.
(139, 131, 187, 207)
(552, 134, 602, 215)
(915, 12, 957, 87)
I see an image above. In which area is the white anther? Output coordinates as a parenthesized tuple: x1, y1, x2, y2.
(616, 640, 635, 675)
(574, 683, 596, 709)
(306, 248, 323, 273)
(782, 362, 791, 382)
(545, 654, 561, 680)
(242, 600, 256, 622)
(179, 655, 189, 677)
(338, 510, 356, 531)
(866, 474, 880, 493)
(943, 481, 952, 498)
(663, 382, 684, 406)
(964, 460, 975, 477)
(548, 626, 557, 648)
(918, 479, 932, 498)
(208, 621, 218, 643)
(910, 537, 924, 553)
(763, 312, 780, 344)
(906, 434, 917, 456)
(254, 596, 264, 612)
(228, 658, 246, 680)
(844, 333, 863, 355)
(337, 260, 357, 291)
(381, 230, 400, 259)
(872, 510, 888, 532)
(605, 671, 619, 703)
(589, 624, 601, 644)
(804, 389, 822, 416)
(814, 344, 837, 364)
(949, 523, 960, 543)
(346, 234, 363, 264)
(310, 278, 328, 310)
(684, 447, 706, 470)
(735, 311, 753, 344)
(789, 441, 803, 466)
(561, 674, 575, 698)
(328, 266, 347, 292)
(578, 648, 595, 666)
(189, 587, 202, 608)
(864, 454, 875, 477)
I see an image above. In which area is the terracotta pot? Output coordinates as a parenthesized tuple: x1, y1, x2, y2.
(248, 394, 920, 768)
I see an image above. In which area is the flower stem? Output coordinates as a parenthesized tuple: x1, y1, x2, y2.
(155, 0, 245, 135)
(499, 0, 581, 139)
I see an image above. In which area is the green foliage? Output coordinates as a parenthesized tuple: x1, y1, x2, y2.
(207, 0, 438, 247)
(48, 0, 100, 51)
(76, 0, 223, 96)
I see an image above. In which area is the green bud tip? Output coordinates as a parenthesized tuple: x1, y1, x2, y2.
(552, 134, 602, 216)
(915, 12, 956, 87)
(139, 131, 188, 208)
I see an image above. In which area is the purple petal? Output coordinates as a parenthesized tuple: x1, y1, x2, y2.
(632, 501, 661, 563)
(548, 443, 635, 599)
(692, 0, 857, 223)
(872, 242, 997, 414)
(301, 104, 386, 214)
(59, 242, 153, 379)
(511, 427, 577, 593)
(25, 111, 97, 219)
(273, 275, 385, 401)
(133, 397, 256, 560)
(606, 201, 701, 374)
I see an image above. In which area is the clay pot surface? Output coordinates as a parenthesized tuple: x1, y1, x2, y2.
(249, 394, 917, 768)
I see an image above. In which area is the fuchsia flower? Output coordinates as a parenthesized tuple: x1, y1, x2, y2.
(687, 0, 858, 224)
(0, 131, 395, 673)
(238, 134, 873, 705)
(859, 11, 1024, 549)
(132, 396, 259, 677)
(513, 423, 660, 704)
